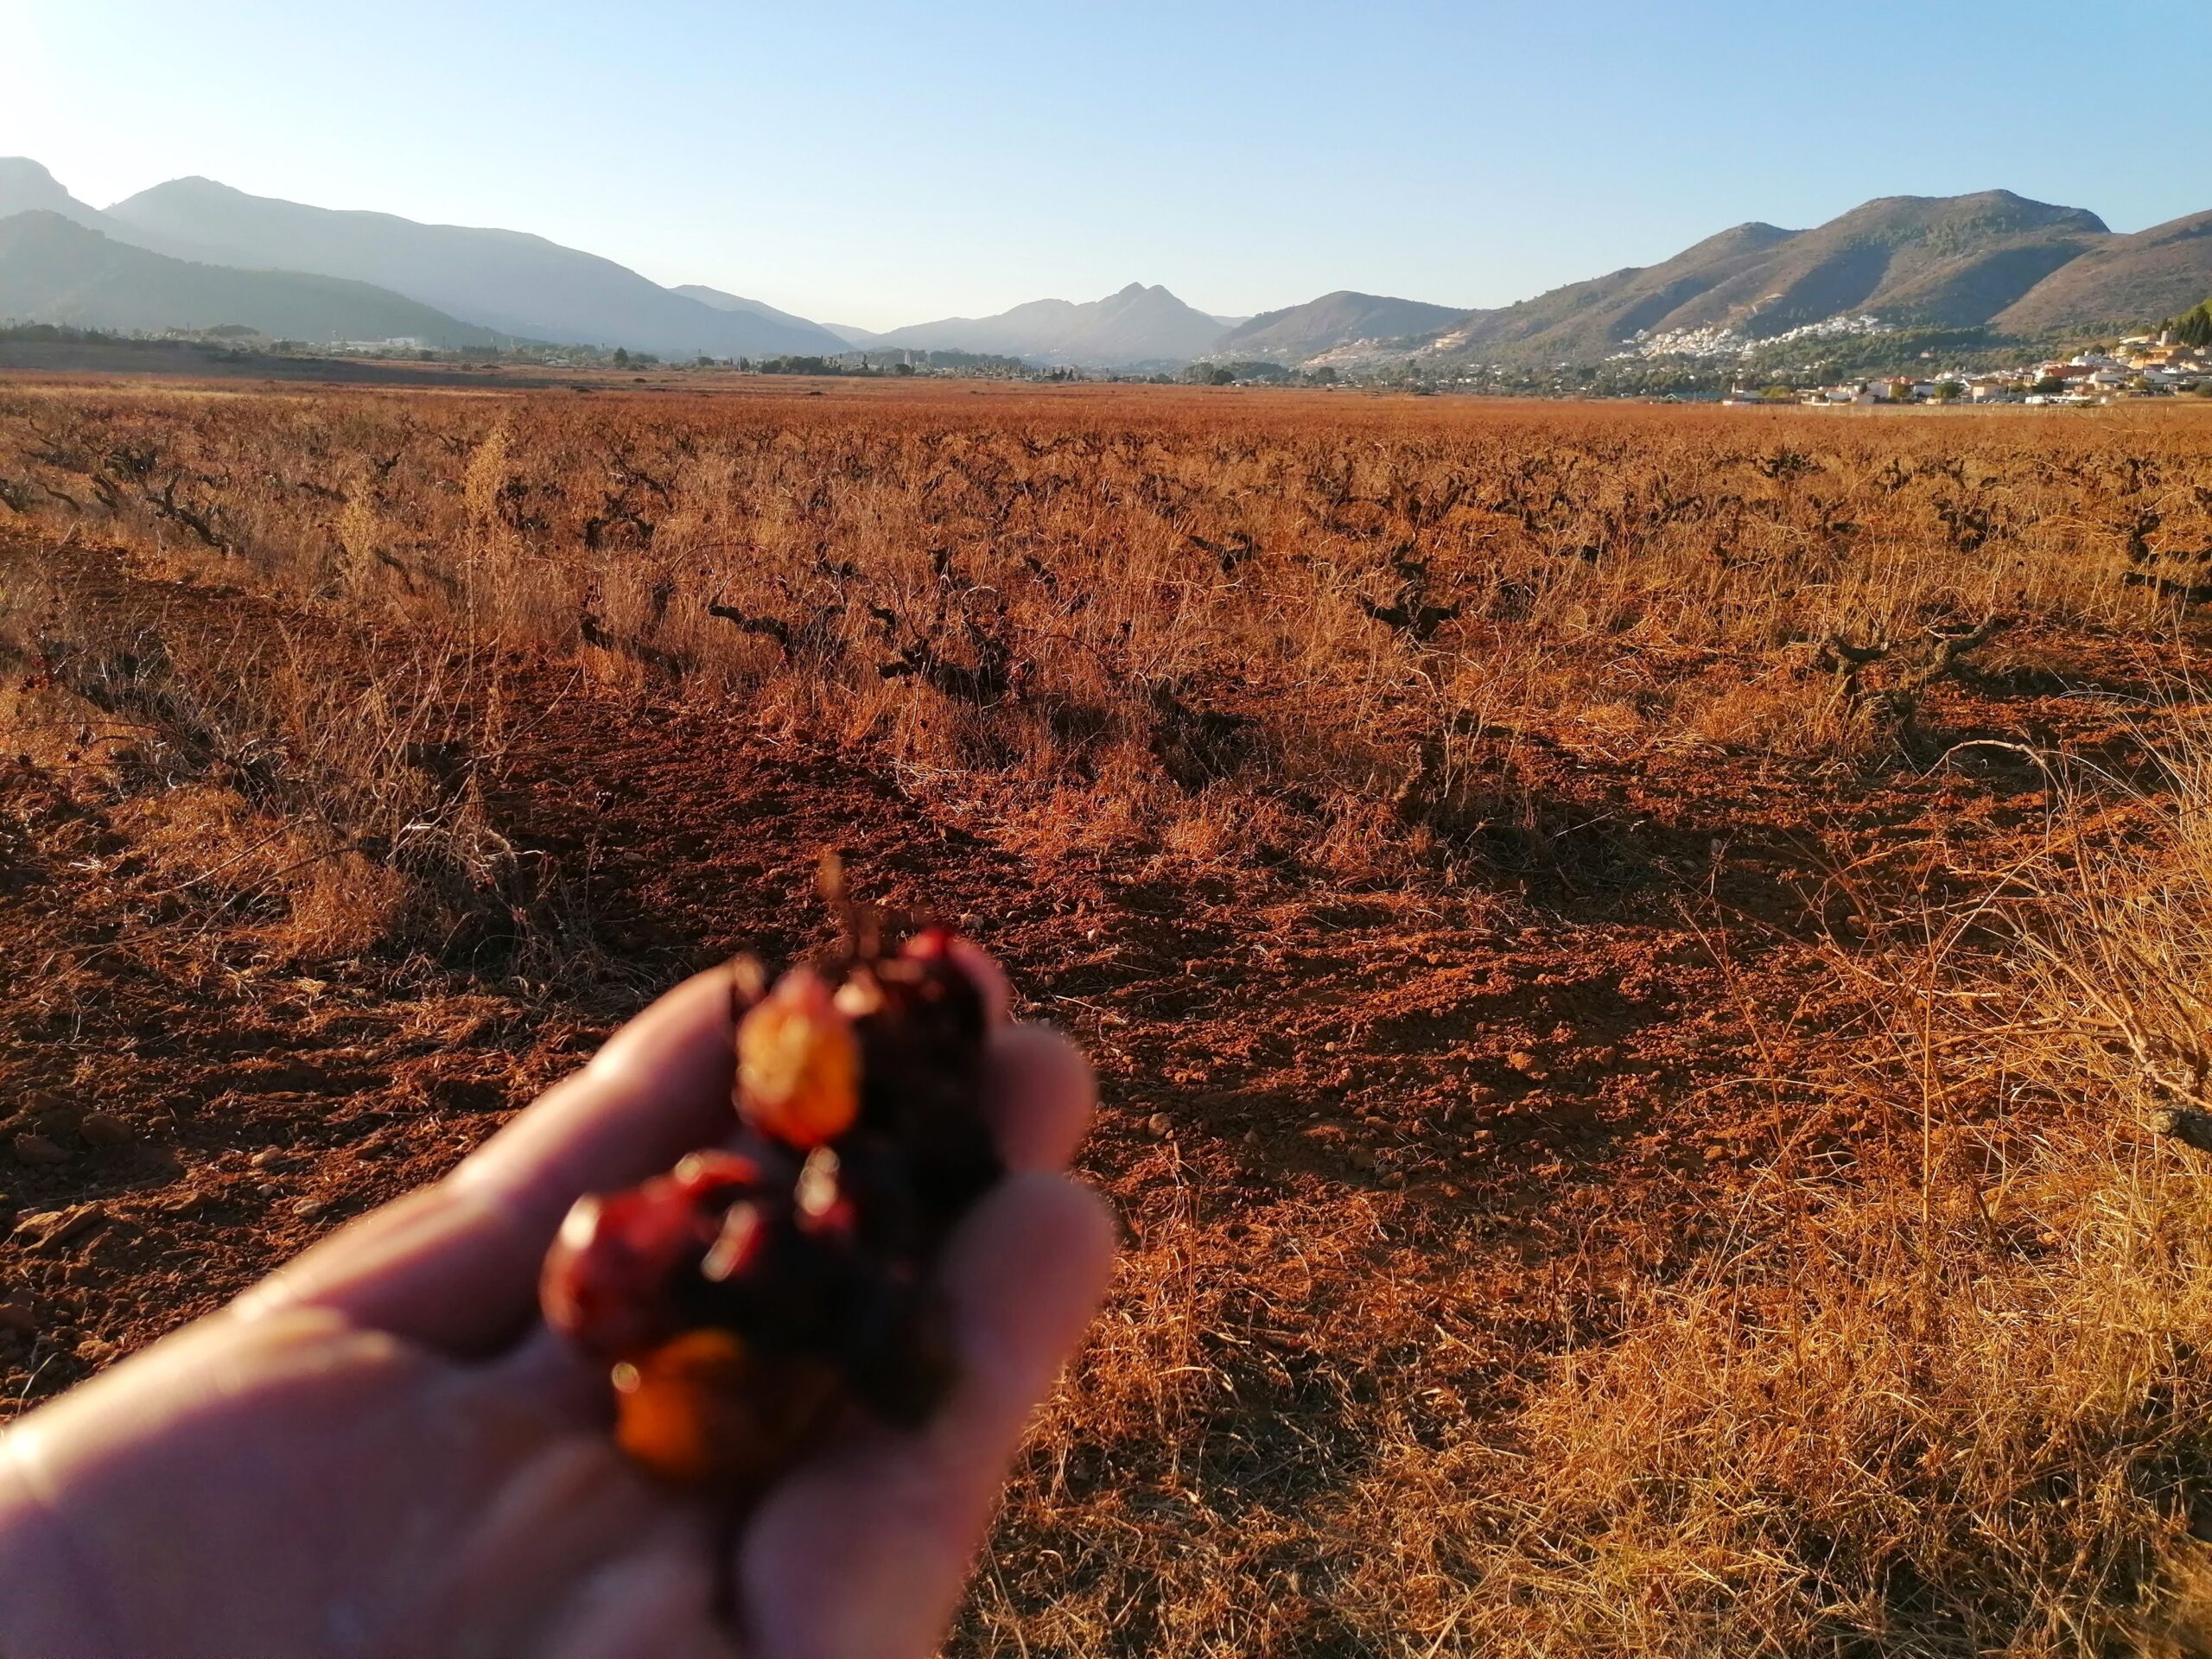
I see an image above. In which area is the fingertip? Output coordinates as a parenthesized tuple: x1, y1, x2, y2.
(939, 1172, 1116, 1400)
(944, 938, 1012, 1027)
(576, 963, 741, 1096)
(737, 1172, 1114, 1658)
(457, 964, 739, 1203)
(982, 1025, 1096, 1172)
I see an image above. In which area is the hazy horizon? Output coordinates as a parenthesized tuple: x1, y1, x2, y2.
(7, 0, 2211, 332)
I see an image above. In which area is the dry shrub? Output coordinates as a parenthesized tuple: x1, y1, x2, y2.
(0, 559, 531, 973)
(969, 1164, 1446, 1657)
(268, 846, 416, 963)
(965, 707, 2212, 1656)
(1683, 662, 1860, 758)
(112, 786, 413, 962)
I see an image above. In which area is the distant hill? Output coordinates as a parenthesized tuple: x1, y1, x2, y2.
(99, 175, 848, 358)
(1659, 192, 2105, 332)
(0, 210, 500, 346)
(1413, 222, 1797, 364)
(10, 156, 2212, 377)
(868, 283, 1228, 365)
(1418, 193, 2121, 367)
(1993, 208, 2212, 336)
(1211, 290, 1470, 363)
(0, 159, 111, 232)
(667, 284, 855, 353)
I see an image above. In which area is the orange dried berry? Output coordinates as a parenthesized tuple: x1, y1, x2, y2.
(735, 969, 861, 1147)
(613, 1329, 836, 1486)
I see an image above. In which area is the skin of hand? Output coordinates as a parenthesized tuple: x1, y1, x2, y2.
(0, 951, 1113, 1658)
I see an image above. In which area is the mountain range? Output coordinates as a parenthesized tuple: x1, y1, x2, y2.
(2, 157, 2209, 372)
(855, 283, 1230, 366)
(0, 158, 844, 357)
(0, 211, 505, 346)
(1213, 290, 1472, 363)
(1401, 191, 2206, 368)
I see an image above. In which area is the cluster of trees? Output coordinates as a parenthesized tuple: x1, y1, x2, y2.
(0, 321, 119, 344)
(2171, 300, 2212, 349)
(0, 321, 302, 358)
(741, 350, 1062, 380)
(1181, 360, 1344, 388)
(1184, 360, 1296, 385)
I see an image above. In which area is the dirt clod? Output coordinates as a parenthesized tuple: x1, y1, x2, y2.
(77, 1113, 133, 1148)
(10, 1134, 67, 1166)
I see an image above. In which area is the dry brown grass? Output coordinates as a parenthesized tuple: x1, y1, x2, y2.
(960, 747, 2212, 1656)
(9, 382, 2212, 1654)
(7, 387, 2209, 851)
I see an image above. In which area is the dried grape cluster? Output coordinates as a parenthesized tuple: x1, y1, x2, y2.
(539, 896, 1001, 1484)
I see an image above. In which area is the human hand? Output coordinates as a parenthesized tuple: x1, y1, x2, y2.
(0, 955, 1112, 1656)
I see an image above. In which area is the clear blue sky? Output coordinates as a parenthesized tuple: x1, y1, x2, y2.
(6, 0, 2209, 330)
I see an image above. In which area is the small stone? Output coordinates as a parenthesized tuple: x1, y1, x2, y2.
(1243, 1129, 1262, 1147)
(73, 1336, 118, 1365)
(250, 1148, 288, 1170)
(1347, 1146, 1380, 1173)
(78, 1113, 132, 1148)
(0, 1302, 35, 1335)
(11, 1133, 66, 1166)
(292, 1197, 328, 1218)
(1504, 1050, 1540, 1074)
(1145, 1113, 1173, 1138)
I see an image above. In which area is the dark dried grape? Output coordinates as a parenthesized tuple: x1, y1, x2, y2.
(541, 1151, 776, 1359)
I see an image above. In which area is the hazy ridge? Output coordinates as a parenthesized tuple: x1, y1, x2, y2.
(3, 158, 2209, 369)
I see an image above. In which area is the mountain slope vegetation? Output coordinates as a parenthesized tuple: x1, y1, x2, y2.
(868, 283, 1228, 365)
(1211, 290, 1471, 362)
(0, 211, 500, 346)
(1994, 208, 2212, 336)
(668, 283, 849, 349)
(1425, 193, 2127, 367)
(102, 177, 849, 357)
